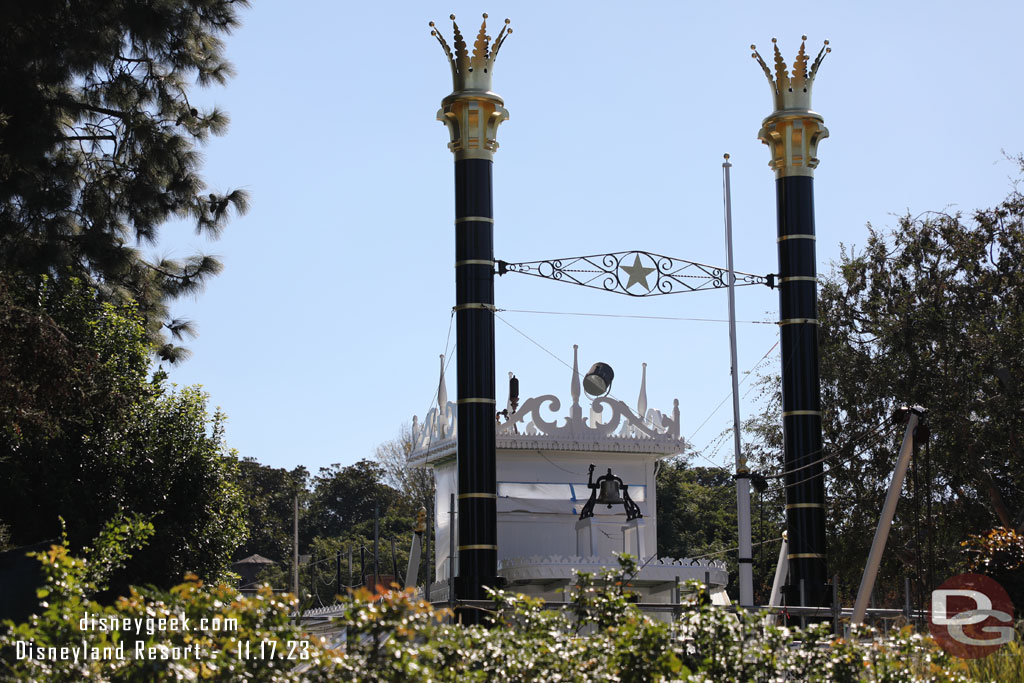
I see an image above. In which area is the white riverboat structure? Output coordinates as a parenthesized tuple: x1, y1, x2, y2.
(408, 344, 729, 607)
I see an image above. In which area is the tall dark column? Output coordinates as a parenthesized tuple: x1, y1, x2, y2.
(431, 14, 511, 623)
(753, 37, 831, 608)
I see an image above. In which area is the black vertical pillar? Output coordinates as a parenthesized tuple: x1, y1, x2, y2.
(776, 176, 828, 608)
(453, 158, 498, 615)
(431, 14, 512, 624)
(753, 37, 832, 609)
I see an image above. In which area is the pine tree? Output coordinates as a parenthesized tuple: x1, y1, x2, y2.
(0, 0, 250, 360)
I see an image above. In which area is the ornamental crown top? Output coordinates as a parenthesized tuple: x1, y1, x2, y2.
(430, 13, 511, 96)
(751, 37, 830, 113)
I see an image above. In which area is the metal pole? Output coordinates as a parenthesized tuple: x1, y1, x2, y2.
(904, 576, 911, 622)
(768, 531, 789, 608)
(851, 408, 923, 624)
(448, 493, 456, 614)
(425, 505, 432, 602)
(336, 551, 341, 597)
(360, 546, 366, 588)
(373, 502, 380, 590)
(391, 536, 398, 585)
(292, 494, 299, 597)
(832, 574, 840, 634)
(723, 154, 754, 607)
(310, 552, 316, 597)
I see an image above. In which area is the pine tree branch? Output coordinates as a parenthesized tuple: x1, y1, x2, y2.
(60, 135, 116, 142)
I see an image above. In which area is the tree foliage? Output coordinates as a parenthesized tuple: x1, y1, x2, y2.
(0, 275, 246, 590)
(231, 459, 308, 570)
(0, 0, 250, 360)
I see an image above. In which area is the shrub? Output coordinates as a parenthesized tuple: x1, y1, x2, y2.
(0, 543, 990, 682)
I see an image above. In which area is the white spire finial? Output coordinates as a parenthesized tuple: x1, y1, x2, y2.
(438, 354, 448, 438)
(570, 344, 581, 408)
(438, 354, 448, 407)
(638, 362, 648, 418)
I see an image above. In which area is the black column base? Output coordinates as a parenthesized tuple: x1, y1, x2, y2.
(454, 575, 501, 625)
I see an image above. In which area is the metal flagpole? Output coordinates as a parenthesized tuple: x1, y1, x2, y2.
(723, 154, 754, 607)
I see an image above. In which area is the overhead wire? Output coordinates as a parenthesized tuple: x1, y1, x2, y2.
(497, 311, 780, 479)
(494, 313, 639, 413)
(498, 308, 775, 325)
(689, 536, 785, 561)
(779, 422, 903, 490)
(763, 417, 896, 481)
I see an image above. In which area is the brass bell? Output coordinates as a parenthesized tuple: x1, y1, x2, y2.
(597, 473, 624, 507)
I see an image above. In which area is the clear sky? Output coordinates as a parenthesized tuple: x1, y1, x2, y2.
(160, 0, 1024, 476)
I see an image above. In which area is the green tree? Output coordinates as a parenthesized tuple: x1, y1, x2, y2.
(302, 459, 423, 594)
(0, 275, 246, 590)
(0, 0, 249, 360)
(656, 461, 738, 563)
(305, 460, 406, 542)
(232, 458, 308, 567)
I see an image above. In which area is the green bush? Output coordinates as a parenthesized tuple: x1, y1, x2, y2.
(0, 541, 999, 682)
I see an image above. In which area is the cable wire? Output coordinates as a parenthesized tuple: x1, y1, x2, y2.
(689, 536, 785, 561)
(499, 308, 774, 325)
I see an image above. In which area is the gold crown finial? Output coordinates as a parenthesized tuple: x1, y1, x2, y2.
(430, 13, 512, 95)
(753, 36, 830, 178)
(432, 12, 512, 160)
(751, 36, 830, 112)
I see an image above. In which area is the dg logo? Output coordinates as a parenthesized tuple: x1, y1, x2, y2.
(928, 573, 1015, 659)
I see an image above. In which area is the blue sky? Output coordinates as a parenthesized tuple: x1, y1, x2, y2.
(160, 0, 1024, 475)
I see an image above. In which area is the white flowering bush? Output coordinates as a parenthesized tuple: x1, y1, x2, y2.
(0, 542, 989, 681)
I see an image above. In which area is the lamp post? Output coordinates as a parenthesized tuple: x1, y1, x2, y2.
(752, 37, 831, 609)
(431, 14, 511, 622)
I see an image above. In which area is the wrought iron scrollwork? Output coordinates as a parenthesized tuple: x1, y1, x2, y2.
(497, 251, 772, 297)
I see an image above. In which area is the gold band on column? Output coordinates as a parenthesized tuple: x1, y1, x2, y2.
(453, 303, 497, 312)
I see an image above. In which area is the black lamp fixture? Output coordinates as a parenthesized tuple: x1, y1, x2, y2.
(583, 362, 614, 398)
(579, 464, 642, 521)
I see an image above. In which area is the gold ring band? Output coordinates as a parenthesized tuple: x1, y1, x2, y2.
(778, 318, 819, 326)
(782, 410, 822, 417)
(779, 276, 817, 283)
(777, 234, 815, 242)
(786, 503, 826, 510)
(455, 216, 494, 224)
(458, 544, 498, 551)
(457, 398, 495, 404)
(455, 260, 495, 267)
(453, 303, 496, 312)
(787, 553, 827, 560)
(459, 493, 497, 500)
